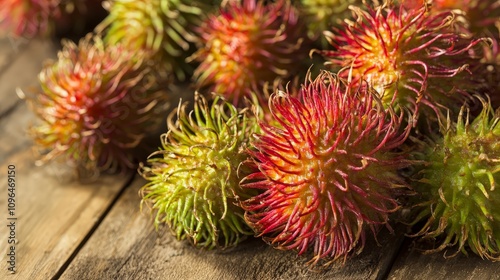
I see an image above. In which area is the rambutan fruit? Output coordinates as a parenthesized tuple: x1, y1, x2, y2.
(30, 34, 167, 177)
(97, 0, 220, 81)
(408, 97, 500, 261)
(0, 0, 62, 38)
(190, 0, 307, 106)
(241, 71, 410, 264)
(317, 5, 486, 124)
(138, 93, 260, 249)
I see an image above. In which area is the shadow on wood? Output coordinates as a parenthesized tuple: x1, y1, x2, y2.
(60, 177, 406, 280)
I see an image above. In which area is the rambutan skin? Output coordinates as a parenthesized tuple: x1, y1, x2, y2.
(190, 0, 307, 106)
(97, 0, 220, 81)
(241, 71, 409, 264)
(408, 98, 500, 261)
(139, 93, 260, 249)
(318, 5, 486, 122)
(30, 34, 167, 175)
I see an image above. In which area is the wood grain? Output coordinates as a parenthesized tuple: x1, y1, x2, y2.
(60, 177, 405, 280)
(0, 149, 132, 279)
(388, 239, 500, 280)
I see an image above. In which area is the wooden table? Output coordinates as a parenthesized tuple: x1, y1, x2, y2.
(0, 38, 498, 280)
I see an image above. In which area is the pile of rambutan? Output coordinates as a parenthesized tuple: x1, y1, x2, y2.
(5, 0, 500, 267)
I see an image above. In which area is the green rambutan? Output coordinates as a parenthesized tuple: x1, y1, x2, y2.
(139, 93, 260, 249)
(30, 34, 167, 176)
(241, 71, 410, 264)
(317, 4, 486, 123)
(408, 97, 500, 261)
(190, 0, 307, 106)
(97, 0, 220, 81)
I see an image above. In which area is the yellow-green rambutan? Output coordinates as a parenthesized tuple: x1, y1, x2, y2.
(97, 0, 221, 81)
(139, 93, 260, 249)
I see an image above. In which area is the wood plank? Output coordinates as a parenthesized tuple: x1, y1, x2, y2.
(387, 239, 500, 280)
(60, 177, 406, 280)
(0, 149, 132, 279)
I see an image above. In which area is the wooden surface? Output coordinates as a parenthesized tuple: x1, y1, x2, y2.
(59, 178, 403, 280)
(1, 38, 499, 280)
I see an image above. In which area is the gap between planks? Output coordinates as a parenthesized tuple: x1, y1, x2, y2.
(51, 172, 138, 280)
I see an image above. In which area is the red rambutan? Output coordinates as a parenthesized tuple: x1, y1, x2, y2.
(190, 0, 307, 106)
(0, 0, 61, 38)
(241, 71, 410, 264)
(30, 34, 168, 177)
(318, 5, 486, 123)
